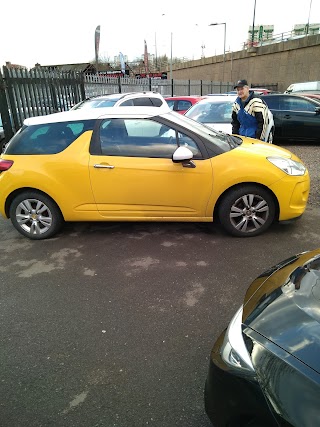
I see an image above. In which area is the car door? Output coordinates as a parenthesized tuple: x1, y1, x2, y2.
(279, 96, 320, 141)
(88, 118, 213, 219)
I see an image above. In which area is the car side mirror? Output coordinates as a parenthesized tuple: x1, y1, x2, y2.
(172, 146, 193, 162)
(315, 107, 320, 115)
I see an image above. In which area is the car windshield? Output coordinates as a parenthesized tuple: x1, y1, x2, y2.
(186, 101, 233, 124)
(162, 111, 238, 150)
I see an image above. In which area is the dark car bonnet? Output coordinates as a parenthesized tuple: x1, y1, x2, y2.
(242, 250, 320, 373)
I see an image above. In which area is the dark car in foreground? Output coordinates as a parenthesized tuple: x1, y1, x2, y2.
(261, 94, 320, 143)
(205, 248, 320, 427)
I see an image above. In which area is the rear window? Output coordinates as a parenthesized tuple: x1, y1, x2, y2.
(121, 97, 163, 107)
(5, 120, 95, 155)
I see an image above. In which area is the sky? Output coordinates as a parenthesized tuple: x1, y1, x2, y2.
(1, 0, 319, 69)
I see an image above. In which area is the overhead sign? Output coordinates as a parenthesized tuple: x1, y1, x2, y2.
(248, 25, 274, 42)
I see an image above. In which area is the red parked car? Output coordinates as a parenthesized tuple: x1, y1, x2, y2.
(251, 88, 272, 95)
(299, 93, 320, 101)
(164, 96, 205, 114)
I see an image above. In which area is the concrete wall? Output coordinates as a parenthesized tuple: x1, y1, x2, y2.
(171, 34, 320, 92)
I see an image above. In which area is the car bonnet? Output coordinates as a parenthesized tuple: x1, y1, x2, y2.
(237, 138, 292, 158)
(242, 249, 320, 373)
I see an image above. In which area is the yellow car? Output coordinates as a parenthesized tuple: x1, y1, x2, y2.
(0, 105, 310, 239)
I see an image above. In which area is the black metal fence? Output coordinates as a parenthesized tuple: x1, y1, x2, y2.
(0, 67, 85, 142)
(0, 66, 234, 143)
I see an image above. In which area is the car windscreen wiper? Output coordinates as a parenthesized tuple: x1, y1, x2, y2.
(223, 134, 241, 148)
(227, 134, 242, 146)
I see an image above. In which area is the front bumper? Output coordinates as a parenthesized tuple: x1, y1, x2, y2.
(269, 173, 310, 221)
(204, 330, 279, 427)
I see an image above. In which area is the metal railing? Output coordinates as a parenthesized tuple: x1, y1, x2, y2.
(0, 66, 234, 142)
(242, 28, 319, 50)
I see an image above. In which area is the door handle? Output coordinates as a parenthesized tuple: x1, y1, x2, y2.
(284, 115, 291, 119)
(94, 164, 115, 169)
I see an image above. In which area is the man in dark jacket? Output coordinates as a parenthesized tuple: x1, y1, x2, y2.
(231, 79, 269, 140)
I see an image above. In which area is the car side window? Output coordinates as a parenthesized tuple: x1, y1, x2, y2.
(6, 120, 95, 155)
(284, 97, 316, 112)
(99, 118, 202, 159)
(263, 97, 280, 110)
(133, 98, 154, 106)
(133, 98, 163, 107)
(150, 98, 163, 107)
(177, 132, 202, 157)
(120, 98, 163, 107)
(166, 100, 175, 110)
(120, 99, 135, 106)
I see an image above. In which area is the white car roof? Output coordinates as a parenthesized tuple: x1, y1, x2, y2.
(23, 105, 172, 126)
(96, 91, 165, 100)
(198, 95, 236, 103)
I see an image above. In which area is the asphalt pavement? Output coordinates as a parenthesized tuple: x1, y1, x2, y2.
(0, 143, 319, 427)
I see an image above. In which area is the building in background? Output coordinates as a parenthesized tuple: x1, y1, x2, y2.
(5, 61, 27, 70)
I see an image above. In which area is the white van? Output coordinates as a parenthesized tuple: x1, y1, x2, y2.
(285, 81, 320, 93)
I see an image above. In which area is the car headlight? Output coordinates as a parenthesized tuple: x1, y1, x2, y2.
(220, 305, 255, 377)
(267, 156, 306, 176)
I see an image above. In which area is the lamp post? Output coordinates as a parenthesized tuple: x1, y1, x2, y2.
(306, 0, 313, 35)
(170, 32, 173, 80)
(162, 14, 173, 80)
(209, 22, 226, 82)
(252, 0, 257, 45)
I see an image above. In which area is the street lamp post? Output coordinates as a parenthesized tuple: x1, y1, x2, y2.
(161, 14, 173, 80)
(252, 0, 257, 45)
(170, 32, 173, 80)
(306, 0, 313, 35)
(209, 22, 226, 82)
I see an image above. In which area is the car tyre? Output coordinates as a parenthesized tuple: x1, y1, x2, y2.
(9, 191, 64, 240)
(218, 185, 275, 237)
